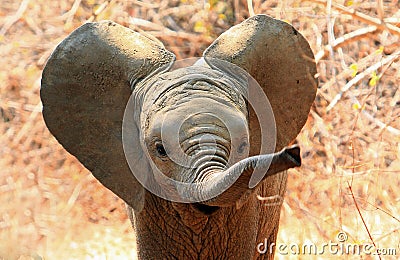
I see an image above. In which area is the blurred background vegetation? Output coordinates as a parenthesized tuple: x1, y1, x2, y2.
(1, 0, 399, 259)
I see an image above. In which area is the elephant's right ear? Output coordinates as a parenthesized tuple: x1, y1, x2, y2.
(41, 21, 175, 211)
(204, 15, 317, 152)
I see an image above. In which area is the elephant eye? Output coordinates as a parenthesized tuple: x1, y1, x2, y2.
(155, 142, 167, 157)
(237, 141, 248, 154)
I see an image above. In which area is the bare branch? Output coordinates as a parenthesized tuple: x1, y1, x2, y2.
(247, 0, 255, 16)
(315, 26, 378, 62)
(326, 50, 400, 112)
(361, 110, 400, 136)
(86, 0, 112, 22)
(347, 181, 381, 260)
(0, 0, 31, 36)
(129, 17, 212, 42)
(308, 0, 400, 36)
(61, 0, 82, 24)
(377, 0, 384, 21)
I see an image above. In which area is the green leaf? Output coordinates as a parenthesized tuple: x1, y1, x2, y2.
(350, 63, 358, 77)
(369, 71, 380, 87)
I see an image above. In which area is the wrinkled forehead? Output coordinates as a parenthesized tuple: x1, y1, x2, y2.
(141, 66, 249, 131)
(142, 66, 248, 108)
(147, 97, 248, 139)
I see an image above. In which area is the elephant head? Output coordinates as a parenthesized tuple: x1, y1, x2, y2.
(41, 15, 317, 214)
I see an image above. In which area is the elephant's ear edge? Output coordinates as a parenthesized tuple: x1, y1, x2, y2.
(40, 21, 175, 211)
(204, 14, 317, 152)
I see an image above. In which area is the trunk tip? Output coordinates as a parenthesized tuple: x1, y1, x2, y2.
(284, 145, 301, 167)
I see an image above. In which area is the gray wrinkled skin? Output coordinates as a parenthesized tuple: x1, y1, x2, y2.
(41, 15, 317, 259)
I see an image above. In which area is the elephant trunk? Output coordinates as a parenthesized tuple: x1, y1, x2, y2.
(182, 145, 301, 207)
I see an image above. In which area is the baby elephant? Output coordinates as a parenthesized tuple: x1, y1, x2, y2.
(41, 14, 317, 259)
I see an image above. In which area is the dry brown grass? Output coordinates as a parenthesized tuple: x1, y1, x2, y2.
(1, 0, 399, 259)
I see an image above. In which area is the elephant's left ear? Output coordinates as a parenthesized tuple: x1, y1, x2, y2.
(41, 21, 175, 211)
(204, 15, 317, 152)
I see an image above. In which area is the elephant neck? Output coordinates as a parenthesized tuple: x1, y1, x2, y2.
(132, 191, 262, 259)
(129, 170, 289, 260)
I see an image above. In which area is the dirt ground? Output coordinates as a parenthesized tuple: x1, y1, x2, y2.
(1, 0, 399, 259)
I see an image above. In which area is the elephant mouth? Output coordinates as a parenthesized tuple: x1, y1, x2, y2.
(191, 203, 220, 215)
